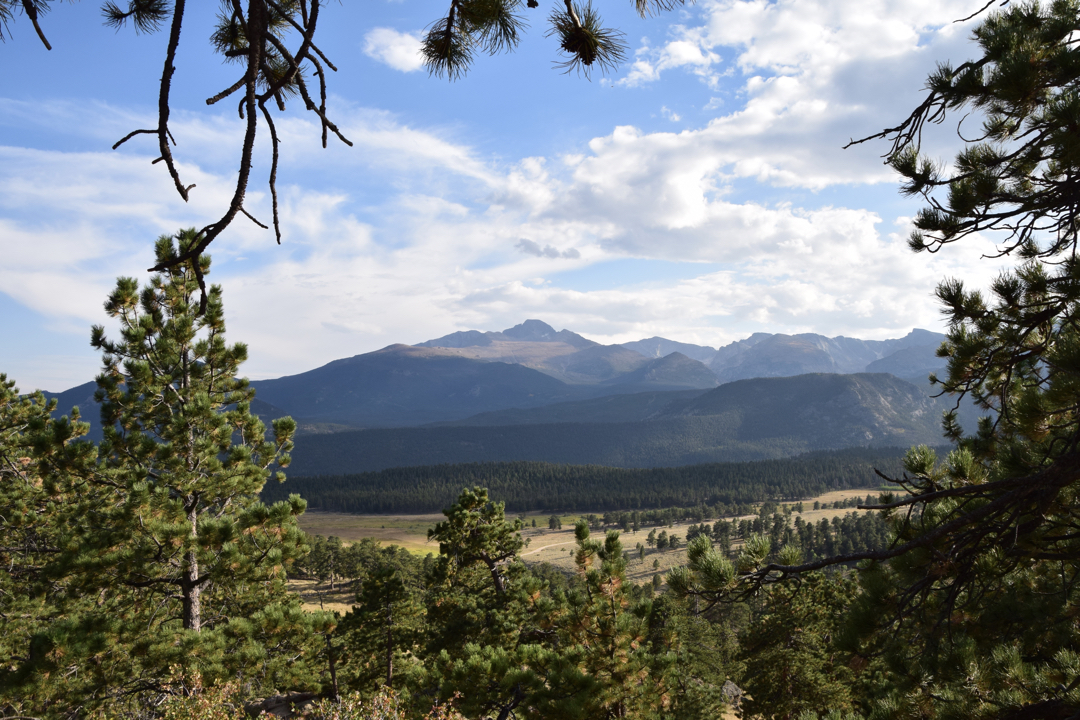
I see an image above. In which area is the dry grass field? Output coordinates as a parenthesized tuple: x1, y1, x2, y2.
(290, 486, 885, 606)
(518, 488, 880, 585)
(296, 512, 443, 555)
(289, 577, 357, 614)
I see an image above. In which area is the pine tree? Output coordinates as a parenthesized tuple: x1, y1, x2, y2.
(3, 230, 329, 712)
(561, 520, 661, 718)
(339, 566, 426, 696)
(0, 375, 98, 715)
(843, 4, 1080, 716)
(738, 572, 859, 719)
(422, 487, 572, 719)
(639, 594, 744, 720)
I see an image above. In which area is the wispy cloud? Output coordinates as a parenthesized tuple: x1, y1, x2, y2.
(515, 239, 581, 259)
(619, 27, 723, 88)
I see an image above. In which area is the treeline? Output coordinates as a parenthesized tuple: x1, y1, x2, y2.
(264, 446, 920, 513)
(702, 501, 889, 560)
(611, 498, 889, 562)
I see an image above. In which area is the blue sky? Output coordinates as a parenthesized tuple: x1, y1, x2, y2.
(1, 0, 1008, 391)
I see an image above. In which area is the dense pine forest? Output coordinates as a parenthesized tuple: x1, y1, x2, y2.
(263, 446, 914, 514)
(285, 415, 815, 475)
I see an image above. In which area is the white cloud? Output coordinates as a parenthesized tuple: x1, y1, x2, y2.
(0, 98, 1007, 389)
(661, 106, 681, 122)
(610, 0, 980, 191)
(619, 27, 723, 88)
(362, 28, 425, 72)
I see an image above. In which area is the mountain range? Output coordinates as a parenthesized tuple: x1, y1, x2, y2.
(284, 372, 949, 475)
(42, 320, 974, 470)
(415, 319, 946, 386)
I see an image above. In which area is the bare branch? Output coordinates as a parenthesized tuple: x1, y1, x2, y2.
(112, 128, 158, 150)
(155, 0, 191, 202)
(206, 76, 246, 106)
(21, 0, 51, 50)
(258, 101, 282, 244)
(240, 206, 269, 229)
(954, 0, 1000, 24)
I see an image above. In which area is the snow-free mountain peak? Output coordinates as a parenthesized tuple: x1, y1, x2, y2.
(417, 319, 595, 350)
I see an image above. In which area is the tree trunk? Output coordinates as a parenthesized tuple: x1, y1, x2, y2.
(183, 550, 202, 631)
(326, 634, 340, 703)
(183, 506, 201, 631)
(385, 597, 393, 687)
(181, 352, 201, 633)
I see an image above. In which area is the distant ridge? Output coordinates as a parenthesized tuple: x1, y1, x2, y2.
(285, 372, 948, 475)
(250, 344, 583, 427)
(41, 321, 966, 474)
(704, 329, 946, 381)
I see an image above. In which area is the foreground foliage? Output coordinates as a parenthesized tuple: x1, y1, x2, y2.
(848, 3, 1080, 717)
(9, 4, 1080, 715)
(0, 234, 329, 716)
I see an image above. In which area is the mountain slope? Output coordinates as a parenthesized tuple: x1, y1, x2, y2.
(602, 352, 719, 390)
(250, 344, 586, 427)
(865, 344, 943, 379)
(432, 389, 709, 426)
(621, 337, 718, 364)
(658, 372, 939, 447)
(710, 334, 842, 380)
(285, 372, 946, 474)
(538, 344, 652, 383)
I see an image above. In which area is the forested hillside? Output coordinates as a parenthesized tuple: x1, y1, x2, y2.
(264, 446, 913, 513)
(285, 373, 949, 475)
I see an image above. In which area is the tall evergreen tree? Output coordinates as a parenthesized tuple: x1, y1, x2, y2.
(738, 572, 859, 720)
(421, 487, 599, 720)
(340, 565, 426, 695)
(0, 376, 97, 717)
(3, 230, 329, 713)
(844, 4, 1080, 715)
(561, 521, 661, 718)
(422, 487, 544, 718)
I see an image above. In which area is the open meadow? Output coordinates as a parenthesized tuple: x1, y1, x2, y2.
(291, 486, 883, 609)
(296, 512, 445, 555)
